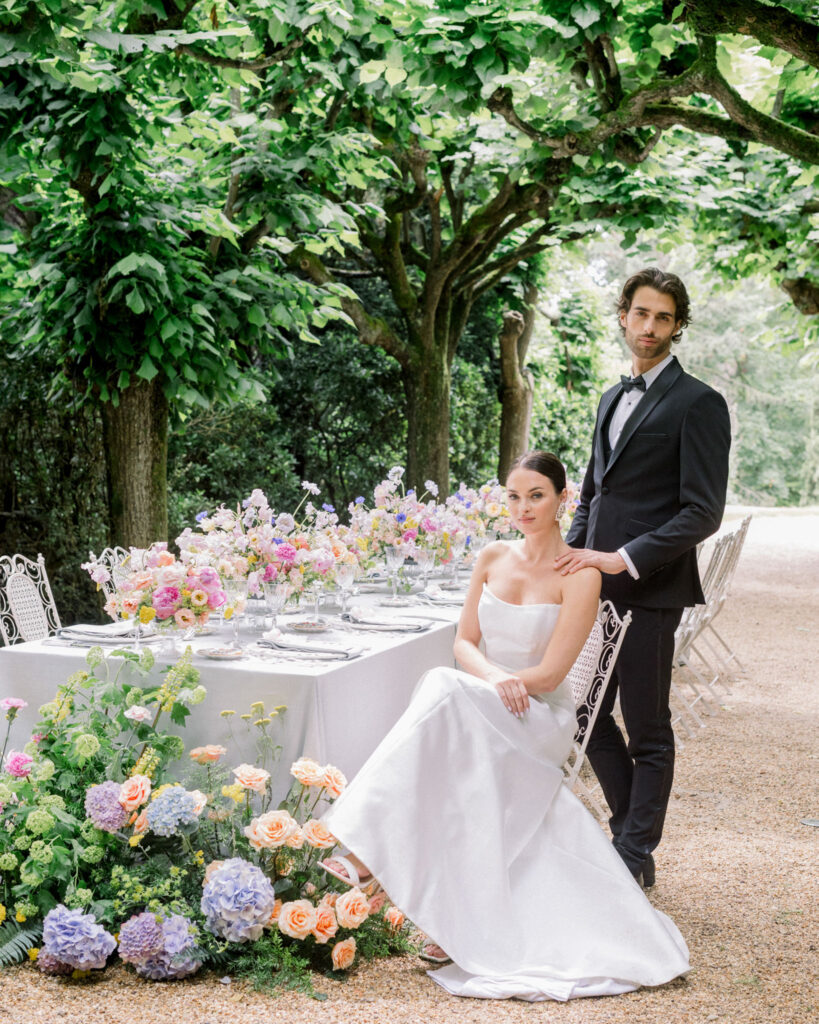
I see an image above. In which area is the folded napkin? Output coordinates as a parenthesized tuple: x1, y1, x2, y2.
(341, 612, 428, 633)
(255, 639, 358, 661)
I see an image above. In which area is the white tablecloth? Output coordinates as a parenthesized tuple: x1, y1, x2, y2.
(0, 599, 461, 802)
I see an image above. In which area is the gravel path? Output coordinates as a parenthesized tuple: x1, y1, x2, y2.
(3, 511, 817, 1024)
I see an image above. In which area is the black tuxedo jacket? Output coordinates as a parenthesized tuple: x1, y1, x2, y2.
(565, 357, 731, 609)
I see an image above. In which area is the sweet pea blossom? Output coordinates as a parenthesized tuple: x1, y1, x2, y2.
(124, 705, 152, 724)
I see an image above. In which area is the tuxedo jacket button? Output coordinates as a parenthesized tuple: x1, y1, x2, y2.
(601, 486, 610, 494)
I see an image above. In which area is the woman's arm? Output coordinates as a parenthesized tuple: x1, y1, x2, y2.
(518, 567, 601, 695)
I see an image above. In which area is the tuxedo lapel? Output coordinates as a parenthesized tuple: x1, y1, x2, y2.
(595, 387, 622, 469)
(605, 358, 683, 474)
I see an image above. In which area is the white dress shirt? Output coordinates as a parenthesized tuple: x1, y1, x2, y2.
(610, 354, 674, 579)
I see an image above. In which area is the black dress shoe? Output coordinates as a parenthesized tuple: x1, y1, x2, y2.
(640, 853, 656, 889)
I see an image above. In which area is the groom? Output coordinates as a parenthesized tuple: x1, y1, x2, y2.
(556, 268, 730, 886)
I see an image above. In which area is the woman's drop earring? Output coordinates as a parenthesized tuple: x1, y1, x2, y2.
(555, 501, 566, 521)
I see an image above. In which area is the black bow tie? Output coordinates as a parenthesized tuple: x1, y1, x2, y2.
(620, 375, 646, 393)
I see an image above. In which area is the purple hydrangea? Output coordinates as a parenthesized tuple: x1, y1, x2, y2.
(84, 781, 129, 834)
(36, 949, 73, 975)
(145, 785, 198, 837)
(200, 857, 277, 943)
(134, 914, 201, 980)
(117, 912, 164, 964)
(42, 905, 117, 970)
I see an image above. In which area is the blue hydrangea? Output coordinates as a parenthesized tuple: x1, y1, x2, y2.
(42, 905, 117, 971)
(117, 912, 164, 964)
(145, 785, 198, 837)
(200, 857, 277, 943)
(84, 780, 129, 834)
(132, 914, 201, 981)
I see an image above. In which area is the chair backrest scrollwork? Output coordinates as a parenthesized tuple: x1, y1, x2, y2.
(0, 553, 62, 645)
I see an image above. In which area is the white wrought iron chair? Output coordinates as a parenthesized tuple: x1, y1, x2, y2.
(562, 601, 632, 822)
(87, 546, 131, 600)
(0, 553, 62, 645)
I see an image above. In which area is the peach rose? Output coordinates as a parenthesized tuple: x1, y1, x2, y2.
(331, 937, 356, 971)
(243, 810, 299, 850)
(133, 808, 149, 834)
(319, 892, 338, 909)
(312, 905, 338, 945)
(232, 763, 270, 793)
(321, 764, 347, 799)
(302, 819, 336, 849)
(335, 887, 370, 929)
(285, 826, 305, 849)
(189, 744, 227, 765)
(290, 757, 324, 786)
(368, 892, 387, 914)
(385, 906, 405, 930)
(277, 900, 317, 941)
(203, 860, 225, 885)
(121, 596, 141, 616)
(267, 899, 283, 926)
(119, 774, 151, 812)
(188, 789, 208, 815)
(157, 550, 175, 567)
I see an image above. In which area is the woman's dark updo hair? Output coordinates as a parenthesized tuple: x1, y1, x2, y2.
(508, 451, 566, 493)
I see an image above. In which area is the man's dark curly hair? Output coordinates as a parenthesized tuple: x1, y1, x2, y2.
(616, 268, 691, 343)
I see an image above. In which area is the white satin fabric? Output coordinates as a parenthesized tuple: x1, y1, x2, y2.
(322, 585, 690, 1001)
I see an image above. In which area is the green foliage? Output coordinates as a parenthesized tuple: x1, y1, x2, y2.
(230, 930, 321, 998)
(0, 921, 43, 967)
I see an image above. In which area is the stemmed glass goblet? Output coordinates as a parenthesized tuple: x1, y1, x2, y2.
(384, 544, 411, 606)
(262, 580, 292, 632)
(412, 546, 435, 593)
(223, 580, 248, 649)
(442, 533, 466, 589)
(335, 563, 357, 617)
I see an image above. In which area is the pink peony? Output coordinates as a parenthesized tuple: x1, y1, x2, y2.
(277, 543, 298, 565)
(262, 563, 279, 582)
(0, 697, 28, 711)
(4, 750, 34, 778)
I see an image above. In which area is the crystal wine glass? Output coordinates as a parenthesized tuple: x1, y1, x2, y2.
(262, 580, 292, 631)
(224, 580, 248, 649)
(335, 563, 357, 617)
(442, 533, 466, 589)
(384, 544, 410, 606)
(412, 546, 435, 593)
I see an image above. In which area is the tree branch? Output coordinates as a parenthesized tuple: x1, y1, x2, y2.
(291, 248, 410, 364)
(0, 186, 39, 235)
(684, 0, 819, 71)
(175, 35, 303, 71)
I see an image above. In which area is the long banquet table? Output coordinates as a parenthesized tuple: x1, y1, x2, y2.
(0, 595, 462, 802)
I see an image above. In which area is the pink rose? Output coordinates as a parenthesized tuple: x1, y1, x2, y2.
(0, 698, 27, 711)
(4, 751, 33, 778)
(188, 789, 208, 815)
(368, 892, 388, 914)
(119, 774, 152, 812)
(331, 937, 356, 971)
(277, 900, 317, 941)
(124, 705, 152, 724)
(196, 567, 221, 592)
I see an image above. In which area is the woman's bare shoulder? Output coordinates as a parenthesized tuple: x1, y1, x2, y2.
(560, 564, 602, 600)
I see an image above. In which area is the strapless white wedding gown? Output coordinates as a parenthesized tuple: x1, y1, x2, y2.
(322, 585, 690, 1001)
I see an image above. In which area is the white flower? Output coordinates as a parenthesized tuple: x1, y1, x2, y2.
(301, 481, 321, 496)
(275, 513, 295, 534)
(424, 479, 439, 497)
(124, 706, 152, 724)
(387, 466, 405, 483)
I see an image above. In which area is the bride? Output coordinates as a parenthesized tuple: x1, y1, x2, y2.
(321, 451, 690, 1001)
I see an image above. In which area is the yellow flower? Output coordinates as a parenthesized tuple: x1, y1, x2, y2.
(250, 701, 265, 713)
(220, 709, 236, 718)
(274, 704, 287, 713)
(28, 948, 39, 961)
(151, 783, 174, 801)
(71, 970, 90, 980)
(139, 606, 157, 624)
(240, 713, 252, 721)
(222, 784, 244, 803)
(128, 835, 143, 847)
(0, 904, 5, 925)
(223, 607, 234, 621)
(193, 850, 205, 866)
(15, 910, 26, 923)
(253, 718, 271, 726)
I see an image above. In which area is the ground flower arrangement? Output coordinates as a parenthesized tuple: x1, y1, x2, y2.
(0, 647, 410, 995)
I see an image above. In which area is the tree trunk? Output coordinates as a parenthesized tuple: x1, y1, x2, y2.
(497, 288, 537, 483)
(101, 378, 169, 547)
(404, 343, 452, 495)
